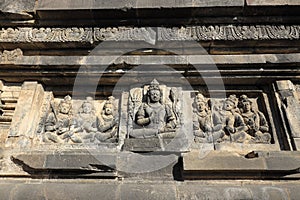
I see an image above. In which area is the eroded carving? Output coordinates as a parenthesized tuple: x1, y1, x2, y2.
(0, 26, 299, 44)
(0, 27, 92, 43)
(0, 48, 23, 64)
(193, 94, 213, 143)
(43, 95, 118, 144)
(44, 95, 74, 143)
(159, 25, 300, 41)
(69, 97, 99, 143)
(238, 95, 271, 143)
(193, 93, 271, 144)
(95, 96, 118, 142)
(129, 79, 178, 139)
(212, 95, 250, 143)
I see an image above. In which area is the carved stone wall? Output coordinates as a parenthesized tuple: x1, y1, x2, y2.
(1, 0, 300, 199)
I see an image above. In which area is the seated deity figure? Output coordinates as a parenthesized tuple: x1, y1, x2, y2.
(212, 95, 252, 143)
(238, 95, 271, 143)
(44, 95, 73, 143)
(94, 96, 118, 142)
(193, 93, 214, 143)
(130, 79, 177, 138)
(69, 97, 99, 143)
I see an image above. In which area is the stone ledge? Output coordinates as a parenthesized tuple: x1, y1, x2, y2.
(37, 0, 244, 10)
(246, 0, 300, 6)
(2, 54, 300, 66)
(0, 179, 300, 200)
(183, 151, 300, 179)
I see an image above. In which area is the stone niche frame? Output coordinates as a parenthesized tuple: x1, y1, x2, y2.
(120, 80, 193, 152)
(36, 95, 121, 150)
(182, 85, 294, 180)
(190, 87, 280, 153)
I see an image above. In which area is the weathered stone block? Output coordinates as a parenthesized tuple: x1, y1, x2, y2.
(0, 0, 35, 19)
(246, 0, 300, 6)
(10, 184, 45, 200)
(37, 0, 244, 9)
(44, 182, 118, 200)
(0, 183, 14, 200)
(183, 150, 267, 171)
(183, 151, 300, 179)
(116, 151, 179, 175)
(11, 151, 118, 178)
(120, 184, 176, 200)
(6, 82, 45, 148)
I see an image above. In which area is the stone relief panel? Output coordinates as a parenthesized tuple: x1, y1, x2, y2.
(193, 93, 271, 144)
(0, 79, 280, 152)
(121, 79, 192, 152)
(42, 95, 119, 144)
(127, 79, 182, 139)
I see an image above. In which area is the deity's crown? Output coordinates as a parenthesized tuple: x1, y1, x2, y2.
(239, 94, 252, 104)
(105, 96, 115, 105)
(83, 96, 94, 105)
(61, 95, 72, 104)
(195, 93, 207, 103)
(149, 79, 160, 91)
(226, 94, 238, 106)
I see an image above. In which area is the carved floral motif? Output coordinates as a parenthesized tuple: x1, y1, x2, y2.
(0, 25, 299, 43)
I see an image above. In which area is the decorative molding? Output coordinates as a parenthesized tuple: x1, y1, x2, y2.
(158, 25, 300, 41)
(0, 25, 300, 43)
(0, 48, 23, 64)
(0, 28, 93, 43)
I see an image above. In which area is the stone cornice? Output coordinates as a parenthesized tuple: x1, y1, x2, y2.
(0, 25, 300, 43)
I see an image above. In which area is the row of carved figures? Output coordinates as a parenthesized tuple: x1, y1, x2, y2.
(44, 96, 118, 144)
(43, 79, 271, 144)
(193, 94, 271, 144)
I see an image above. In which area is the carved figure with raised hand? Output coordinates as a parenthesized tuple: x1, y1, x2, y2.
(44, 95, 73, 143)
(238, 95, 271, 143)
(212, 95, 251, 143)
(193, 93, 213, 143)
(94, 96, 118, 142)
(70, 97, 99, 143)
(130, 79, 177, 138)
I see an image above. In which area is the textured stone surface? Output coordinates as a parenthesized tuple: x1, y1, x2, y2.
(1, 180, 300, 200)
(10, 150, 118, 178)
(1, 26, 300, 44)
(246, 0, 300, 6)
(183, 151, 300, 178)
(276, 81, 300, 139)
(1, 1, 300, 200)
(120, 184, 176, 200)
(184, 150, 267, 171)
(37, 0, 244, 9)
(0, 0, 35, 19)
(6, 82, 45, 147)
(2, 53, 300, 66)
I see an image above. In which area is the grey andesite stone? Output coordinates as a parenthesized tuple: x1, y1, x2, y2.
(0, 0, 35, 19)
(37, 0, 244, 10)
(120, 184, 176, 200)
